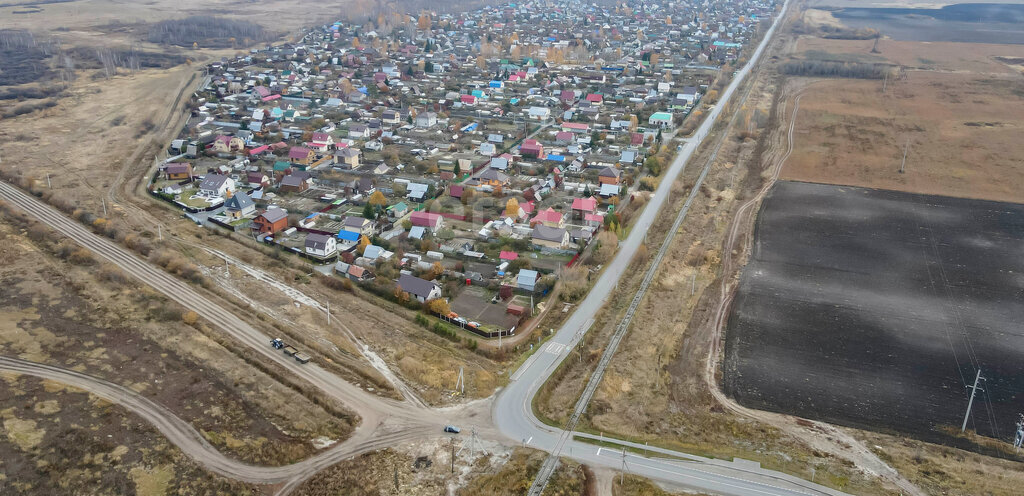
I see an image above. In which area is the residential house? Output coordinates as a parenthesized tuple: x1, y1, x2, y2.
(479, 169, 510, 187)
(409, 211, 443, 230)
(343, 216, 373, 237)
(252, 208, 288, 234)
(598, 166, 621, 185)
(520, 139, 544, 158)
(212, 135, 245, 154)
(518, 269, 539, 292)
(415, 112, 438, 128)
(381, 109, 401, 125)
(398, 273, 442, 303)
(648, 112, 675, 128)
(531, 207, 565, 228)
(527, 106, 550, 120)
(348, 124, 370, 139)
(571, 196, 598, 219)
(599, 182, 620, 199)
(309, 132, 334, 152)
(346, 264, 373, 282)
(165, 163, 194, 181)
(288, 146, 315, 165)
(247, 171, 270, 187)
(223, 191, 256, 219)
(335, 148, 360, 168)
(490, 157, 510, 171)
(532, 225, 570, 249)
(388, 201, 409, 219)
(279, 174, 310, 193)
(197, 174, 235, 197)
(305, 233, 338, 258)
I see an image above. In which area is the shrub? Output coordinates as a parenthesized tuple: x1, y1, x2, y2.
(181, 310, 199, 326)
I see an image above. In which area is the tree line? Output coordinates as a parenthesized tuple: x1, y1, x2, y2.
(147, 16, 275, 48)
(780, 60, 897, 80)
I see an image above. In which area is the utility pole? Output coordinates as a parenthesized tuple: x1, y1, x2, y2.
(326, 300, 330, 325)
(46, 173, 51, 188)
(158, 225, 162, 241)
(450, 437, 456, 474)
(102, 199, 107, 217)
(620, 447, 627, 486)
(1014, 414, 1023, 451)
(456, 366, 464, 396)
(898, 139, 909, 174)
(961, 369, 985, 432)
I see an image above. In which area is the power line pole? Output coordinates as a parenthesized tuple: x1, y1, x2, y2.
(456, 366, 464, 396)
(898, 139, 909, 174)
(1014, 414, 1023, 451)
(620, 447, 627, 486)
(962, 369, 985, 432)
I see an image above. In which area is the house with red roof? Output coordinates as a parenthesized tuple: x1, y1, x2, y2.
(561, 122, 590, 134)
(571, 196, 598, 219)
(585, 93, 603, 105)
(554, 131, 574, 144)
(460, 94, 477, 105)
(499, 251, 519, 261)
(410, 211, 443, 230)
(288, 146, 314, 165)
(308, 132, 334, 152)
(520, 139, 544, 158)
(530, 207, 564, 229)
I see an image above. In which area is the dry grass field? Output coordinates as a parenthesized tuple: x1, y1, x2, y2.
(781, 71, 1024, 203)
(796, 36, 1024, 74)
(0, 209, 356, 469)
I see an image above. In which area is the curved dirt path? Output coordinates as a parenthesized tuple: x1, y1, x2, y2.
(0, 356, 420, 487)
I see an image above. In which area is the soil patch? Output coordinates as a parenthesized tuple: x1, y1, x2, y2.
(725, 180, 1024, 451)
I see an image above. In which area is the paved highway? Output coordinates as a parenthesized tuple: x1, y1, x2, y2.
(0, 0, 858, 493)
(491, 0, 849, 494)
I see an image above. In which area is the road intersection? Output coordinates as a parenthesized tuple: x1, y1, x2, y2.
(0, 0, 854, 493)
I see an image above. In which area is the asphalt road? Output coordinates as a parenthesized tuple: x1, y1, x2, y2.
(0, 0, 855, 492)
(490, 0, 850, 493)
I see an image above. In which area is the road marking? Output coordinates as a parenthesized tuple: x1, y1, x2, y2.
(545, 342, 565, 355)
(596, 447, 602, 456)
(526, 437, 533, 445)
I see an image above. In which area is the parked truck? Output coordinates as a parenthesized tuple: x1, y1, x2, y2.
(270, 338, 310, 364)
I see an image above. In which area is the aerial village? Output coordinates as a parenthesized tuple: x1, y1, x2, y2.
(151, 0, 771, 337)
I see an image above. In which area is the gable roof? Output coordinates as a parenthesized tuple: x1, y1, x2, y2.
(398, 273, 438, 299)
(571, 197, 597, 212)
(532, 224, 567, 242)
(225, 192, 254, 211)
(258, 208, 288, 223)
(199, 174, 230, 191)
(305, 233, 332, 250)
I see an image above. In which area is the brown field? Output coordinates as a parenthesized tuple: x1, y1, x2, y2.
(0, 210, 355, 468)
(0, 373, 259, 495)
(796, 37, 1024, 74)
(782, 71, 1024, 203)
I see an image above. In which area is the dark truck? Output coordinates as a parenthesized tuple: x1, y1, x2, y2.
(270, 338, 311, 364)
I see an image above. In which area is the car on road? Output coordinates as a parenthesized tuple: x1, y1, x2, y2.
(443, 425, 461, 434)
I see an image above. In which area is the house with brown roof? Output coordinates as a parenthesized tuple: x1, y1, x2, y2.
(279, 174, 310, 193)
(165, 163, 194, 181)
(252, 208, 288, 234)
(532, 225, 570, 249)
(598, 166, 621, 185)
